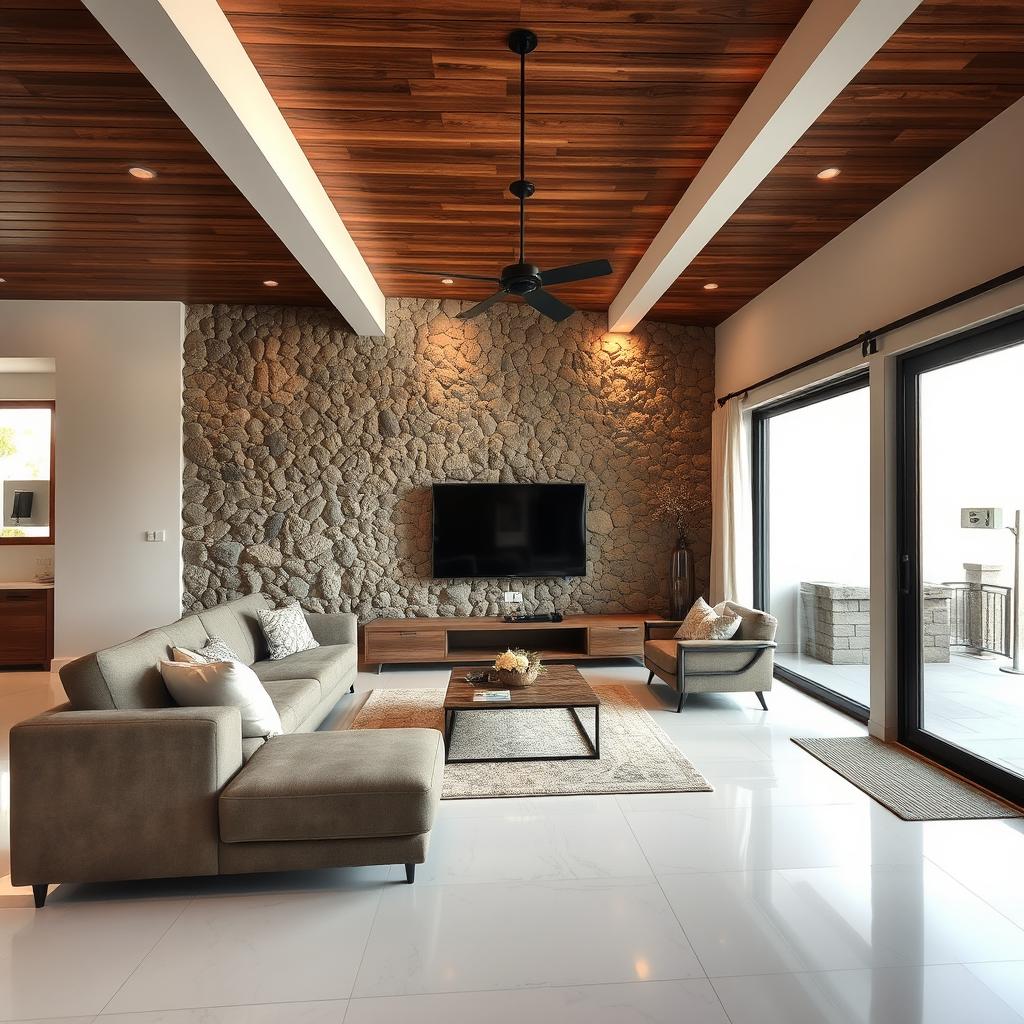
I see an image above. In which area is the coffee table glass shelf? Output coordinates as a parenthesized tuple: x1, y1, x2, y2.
(442, 664, 600, 765)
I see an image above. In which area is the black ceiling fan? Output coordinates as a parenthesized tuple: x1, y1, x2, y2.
(396, 29, 612, 323)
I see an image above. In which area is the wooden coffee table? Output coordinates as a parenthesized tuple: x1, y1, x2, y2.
(442, 664, 600, 764)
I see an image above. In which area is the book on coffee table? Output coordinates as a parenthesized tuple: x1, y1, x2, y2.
(472, 690, 511, 702)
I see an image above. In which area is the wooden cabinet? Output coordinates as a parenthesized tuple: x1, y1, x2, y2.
(0, 586, 54, 670)
(363, 613, 653, 670)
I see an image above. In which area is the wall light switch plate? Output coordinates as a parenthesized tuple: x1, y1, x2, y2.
(503, 591, 523, 604)
(144, 530, 167, 543)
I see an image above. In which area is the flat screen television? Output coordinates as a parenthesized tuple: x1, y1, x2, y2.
(432, 483, 587, 579)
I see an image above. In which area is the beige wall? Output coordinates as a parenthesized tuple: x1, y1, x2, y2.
(716, 96, 1024, 400)
(0, 302, 185, 659)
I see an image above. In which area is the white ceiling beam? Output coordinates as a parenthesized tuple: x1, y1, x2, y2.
(83, 0, 387, 336)
(607, 0, 922, 333)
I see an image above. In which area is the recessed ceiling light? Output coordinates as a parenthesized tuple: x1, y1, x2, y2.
(262, 279, 279, 287)
(441, 278, 455, 286)
(128, 165, 158, 180)
(703, 282, 719, 291)
(0, 277, 5, 284)
(817, 167, 841, 180)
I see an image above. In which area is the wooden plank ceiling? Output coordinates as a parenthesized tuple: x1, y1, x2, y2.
(2, 1, 1023, 325)
(649, 0, 1024, 324)
(0, 0, 323, 304)
(219, 0, 814, 318)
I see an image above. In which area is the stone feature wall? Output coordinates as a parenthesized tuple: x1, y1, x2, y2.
(181, 300, 714, 619)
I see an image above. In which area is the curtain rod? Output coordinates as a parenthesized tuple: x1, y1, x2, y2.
(715, 263, 1024, 408)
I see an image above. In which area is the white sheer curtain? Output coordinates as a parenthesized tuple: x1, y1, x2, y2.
(710, 396, 753, 606)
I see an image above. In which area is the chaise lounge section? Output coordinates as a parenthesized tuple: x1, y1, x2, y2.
(10, 595, 443, 906)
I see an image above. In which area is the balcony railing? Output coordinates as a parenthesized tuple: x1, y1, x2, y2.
(943, 581, 1012, 658)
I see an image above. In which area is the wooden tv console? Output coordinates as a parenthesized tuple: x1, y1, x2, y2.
(363, 613, 656, 672)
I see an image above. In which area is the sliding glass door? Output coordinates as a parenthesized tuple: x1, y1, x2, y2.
(898, 313, 1024, 804)
(753, 373, 871, 719)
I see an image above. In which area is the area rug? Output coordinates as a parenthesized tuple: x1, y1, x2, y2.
(350, 684, 712, 799)
(792, 736, 1022, 821)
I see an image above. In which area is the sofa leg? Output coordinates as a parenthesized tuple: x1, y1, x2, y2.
(646, 669, 654, 686)
(349, 683, 355, 694)
(405, 863, 416, 884)
(756, 691, 768, 711)
(32, 884, 47, 909)
(676, 691, 688, 713)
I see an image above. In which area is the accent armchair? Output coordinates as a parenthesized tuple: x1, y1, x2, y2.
(643, 601, 778, 712)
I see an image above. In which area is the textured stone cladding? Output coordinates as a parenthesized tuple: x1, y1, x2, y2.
(181, 299, 714, 619)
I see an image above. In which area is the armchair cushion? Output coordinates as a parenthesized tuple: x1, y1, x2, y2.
(715, 601, 778, 642)
(644, 639, 679, 675)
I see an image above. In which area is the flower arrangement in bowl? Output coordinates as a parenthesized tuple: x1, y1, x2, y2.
(493, 648, 545, 689)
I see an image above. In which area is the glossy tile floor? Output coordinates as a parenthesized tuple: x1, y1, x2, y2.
(3, 662, 1024, 1023)
(776, 650, 1024, 773)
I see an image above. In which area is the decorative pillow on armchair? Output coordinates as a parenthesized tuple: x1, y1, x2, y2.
(675, 597, 742, 641)
(257, 601, 320, 661)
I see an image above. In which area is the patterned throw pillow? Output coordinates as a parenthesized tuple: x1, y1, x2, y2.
(675, 597, 742, 641)
(257, 602, 320, 661)
(171, 635, 241, 664)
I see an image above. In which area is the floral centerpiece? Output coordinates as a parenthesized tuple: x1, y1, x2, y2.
(493, 648, 544, 689)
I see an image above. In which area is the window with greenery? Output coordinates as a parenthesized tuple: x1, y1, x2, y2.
(0, 401, 55, 544)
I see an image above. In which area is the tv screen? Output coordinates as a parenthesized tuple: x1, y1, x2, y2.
(432, 483, 587, 579)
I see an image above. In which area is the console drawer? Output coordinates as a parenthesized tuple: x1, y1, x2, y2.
(365, 626, 445, 663)
(588, 624, 643, 657)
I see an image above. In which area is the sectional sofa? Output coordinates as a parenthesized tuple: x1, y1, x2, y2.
(10, 594, 443, 906)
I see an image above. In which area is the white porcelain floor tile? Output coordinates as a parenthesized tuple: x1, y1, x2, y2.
(105, 890, 380, 1013)
(660, 863, 1024, 978)
(352, 878, 703, 997)
(923, 819, 1024, 929)
(407, 809, 652, 884)
(966, 963, 1024, 1019)
(343, 979, 730, 1024)
(625, 801, 922, 875)
(713, 965, 1024, 1024)
(98, 1002, 348, 1022)
(0, 898, 189, 1020)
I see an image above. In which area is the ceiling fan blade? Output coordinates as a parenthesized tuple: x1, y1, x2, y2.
(523, 288, 575, 323)
(540, 259, 612, 287)
(393, 268, 500, 283)
(457, 291, 507, 319)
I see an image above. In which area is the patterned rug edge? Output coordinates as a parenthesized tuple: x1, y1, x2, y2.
(792, 736, 1022, 821)
(353, 683, 713, 800)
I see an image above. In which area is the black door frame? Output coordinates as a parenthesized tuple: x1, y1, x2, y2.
(752, 370, 871, 722)
(897, 311, 1024, 805)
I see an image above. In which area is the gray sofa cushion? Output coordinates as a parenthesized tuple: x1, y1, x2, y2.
(219, 729, 444, 844)
(62, 629, 176, 710)
(261, 677, 321, 734)
(197, 594, 271, 665)
(251, 644, 356, 696)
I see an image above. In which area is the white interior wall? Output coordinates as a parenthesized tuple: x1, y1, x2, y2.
(714, 97, 1024, 740)
(0, 302, 184, 659)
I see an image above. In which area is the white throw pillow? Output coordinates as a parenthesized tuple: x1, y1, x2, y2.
(159, 659, 282, 738)
(675, 597, 742, 641)
(257, 602, 319, 661)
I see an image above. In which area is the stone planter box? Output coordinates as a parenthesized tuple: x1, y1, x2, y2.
(800, 581, 951, 664)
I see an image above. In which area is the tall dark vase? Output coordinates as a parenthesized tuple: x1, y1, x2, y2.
(669, 538, 696, 619)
